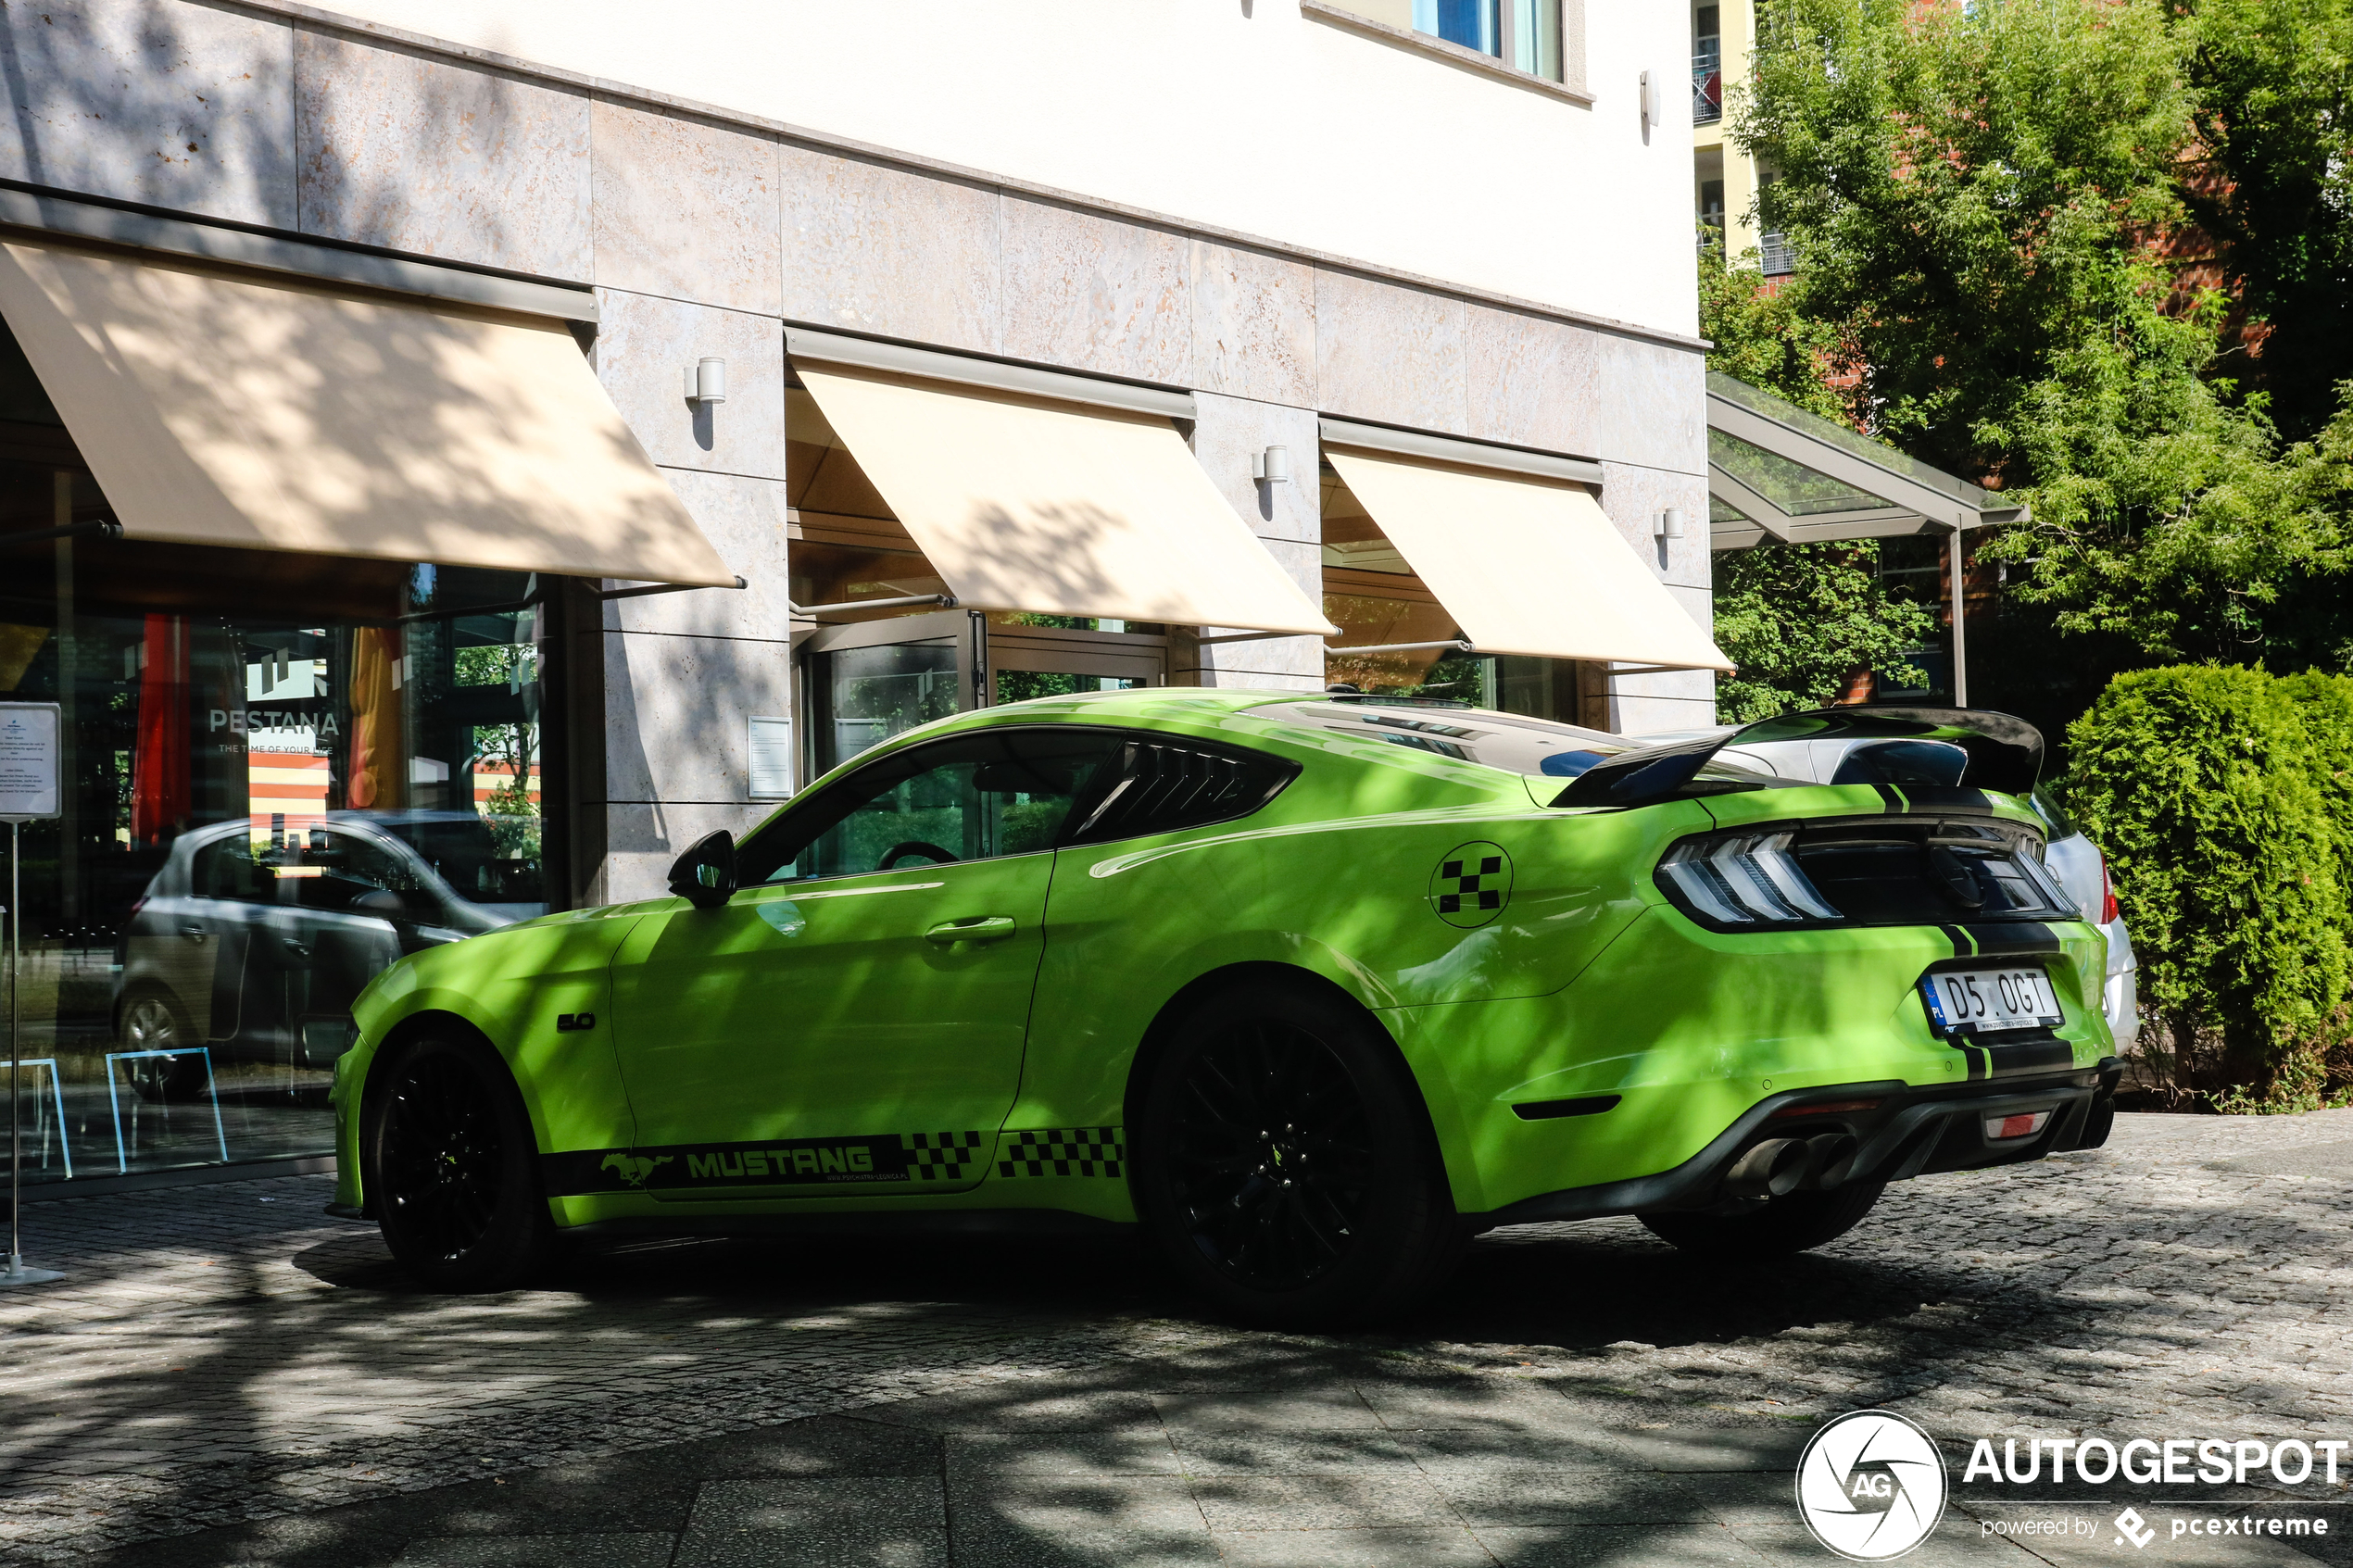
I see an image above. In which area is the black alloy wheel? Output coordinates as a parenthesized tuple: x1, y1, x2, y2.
(119, 991, 208, 1103)
(1171, 1021, 1378, 1290)
(365, 1034, 555, 1290)
(1134, 981, 1461, 1327)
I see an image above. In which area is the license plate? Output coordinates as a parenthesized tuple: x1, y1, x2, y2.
(1920, 966, 2062, 1036)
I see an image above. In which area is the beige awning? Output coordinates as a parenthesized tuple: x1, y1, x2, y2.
(1324, 447, 1732, 671)
(793, 364, 1335, 635)
(0, 238, 735, 585)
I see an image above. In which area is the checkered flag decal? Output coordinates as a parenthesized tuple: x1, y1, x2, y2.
(996, 1127, 1126, 1179)
(900, 1130, 984, 1181)
(1437, 854, 1504, 915)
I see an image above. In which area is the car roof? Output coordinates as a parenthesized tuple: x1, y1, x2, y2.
(831, 688, 1634, 788)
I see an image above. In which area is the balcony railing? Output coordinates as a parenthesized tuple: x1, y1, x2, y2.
(1692, 51, 1722, 123)
(1760, 231, 1796, 275)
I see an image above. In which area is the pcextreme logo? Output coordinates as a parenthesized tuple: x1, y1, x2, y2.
(1796, 1410, 1950, 1562)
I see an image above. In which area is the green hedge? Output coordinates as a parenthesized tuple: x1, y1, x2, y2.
(2065, 666, 2351, 1111)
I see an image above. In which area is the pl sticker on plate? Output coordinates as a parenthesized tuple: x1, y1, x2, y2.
(1429, 842, 1512, 929)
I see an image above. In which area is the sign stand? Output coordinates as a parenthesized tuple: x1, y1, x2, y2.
(0, 704, 65, 1288)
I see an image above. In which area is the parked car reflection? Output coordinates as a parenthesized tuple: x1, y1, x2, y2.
(115, 812, 544, 1099)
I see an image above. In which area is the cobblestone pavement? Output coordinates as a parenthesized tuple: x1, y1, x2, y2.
(5, 1109, 2350, 1565)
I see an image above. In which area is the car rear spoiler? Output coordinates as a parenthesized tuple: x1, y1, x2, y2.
(1552, 706, 2045, 809)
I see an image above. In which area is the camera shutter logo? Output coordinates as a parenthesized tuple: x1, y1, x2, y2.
(1795, 1410, 1949, 1561)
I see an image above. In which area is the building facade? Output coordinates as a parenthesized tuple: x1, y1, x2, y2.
(1690, 0, 1791, 275)
(0, 0, 1715, 1187)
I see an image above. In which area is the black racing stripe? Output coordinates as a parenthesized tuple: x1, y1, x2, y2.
(1963, 922, 2064, 957)
(1982, 1035, 2076, 1078)
(1905, 787, 1999, 811)
(1939, 924, 1974, 958)
(1872, 784, 1905, 812)
(545, 1130, 987, 1197)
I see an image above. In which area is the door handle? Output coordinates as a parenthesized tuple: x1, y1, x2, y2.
(924, 916, 1017, 945)
(179, 925, 208, 944)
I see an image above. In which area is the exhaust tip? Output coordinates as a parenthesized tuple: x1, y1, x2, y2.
(1722, 1137, 1810, 1200)
(1800, 1133, 1859, 1191)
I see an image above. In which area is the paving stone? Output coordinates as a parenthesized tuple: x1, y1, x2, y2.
(1186, 1472, 1464, 1531)
(394, 1535, 675, 1567)
(675, 1477, 946, 1567)
(946, 1473, 1213, 1565)
(1429, 1469, 1713, 1527)
(1146, 1388, 1384, 1432)
(1216, 1525, 1495, 1565)
(1169, 1430, 1427, 1474)
(1473, 1523, 1774, 1566)
(945, 1432, 1182, 1475)
(21, 1107, 2353, 1566)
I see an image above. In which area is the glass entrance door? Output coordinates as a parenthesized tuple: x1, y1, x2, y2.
(988, 621, 1166, 705)
(799, 609, 983, 782)
(797, 611, 1170, 782)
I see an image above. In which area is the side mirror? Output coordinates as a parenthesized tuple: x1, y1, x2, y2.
(666, 830, 736, 909)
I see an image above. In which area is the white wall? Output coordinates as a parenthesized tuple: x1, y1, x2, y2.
(299, 0, 1699, 338)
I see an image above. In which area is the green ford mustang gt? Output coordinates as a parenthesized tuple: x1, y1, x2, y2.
(330, 690, 2118, 1323)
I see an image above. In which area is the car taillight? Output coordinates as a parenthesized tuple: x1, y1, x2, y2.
(1657, 831, 1842, 925)
(2099, 860, 2118, 925)
(1984, 1110, 2050, 1141)
(1657, 817, 2077, 931)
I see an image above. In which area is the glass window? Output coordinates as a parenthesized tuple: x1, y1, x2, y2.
(0, 313, 564, 1187)
(1416, 0, 1497, 55)
(808, 641, 962, 777)
(995, 671, 1145, 703)
(191, 836, 273, 904)
(1413, 0, 1562, 80)
(740, 729, 1125, 884)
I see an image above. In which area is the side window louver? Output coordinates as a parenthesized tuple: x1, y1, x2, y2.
(1063, 739, 1297, 847)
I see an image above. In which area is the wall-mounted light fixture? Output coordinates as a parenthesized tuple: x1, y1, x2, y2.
(1655, 508, 1686, 539)
(1251, 445, 1292, 483)
(1639, 70, 1660, 135)
(684, 357, 728, 404)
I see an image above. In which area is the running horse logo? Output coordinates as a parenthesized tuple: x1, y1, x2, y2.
(599, 1153, 673, 1187)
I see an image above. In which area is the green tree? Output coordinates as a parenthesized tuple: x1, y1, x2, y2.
(1695, 245, 1847, 420)
(1700, 250, 1936, 721)
(1711, 541, 1936, 722)
(2067, 666, 2348, 1109)
(1730, 0, 2352, 665)
(2183, 0, 2353, 446)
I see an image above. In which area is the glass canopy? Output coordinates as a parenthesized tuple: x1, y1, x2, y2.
(1705, 373, 2025, 550)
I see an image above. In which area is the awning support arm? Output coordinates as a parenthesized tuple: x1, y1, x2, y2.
(1196, 629, 1315, 646)
(789, 593, 958, 619)
(1324, 639, 1476, 656)
(599, 576, 747, 602)
(1, 518, 120, 549)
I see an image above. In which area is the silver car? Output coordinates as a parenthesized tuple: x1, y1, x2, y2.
(1632, 722, 2139, 1047)
(115, 812, 535, 1099)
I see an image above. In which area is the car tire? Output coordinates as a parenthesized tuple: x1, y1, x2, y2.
(1130, 980, 1462, 1328)
(1638, 1182, 1886, 1261)
(363, 1030, 557, 1291)
(117, 991, 209, 1103)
